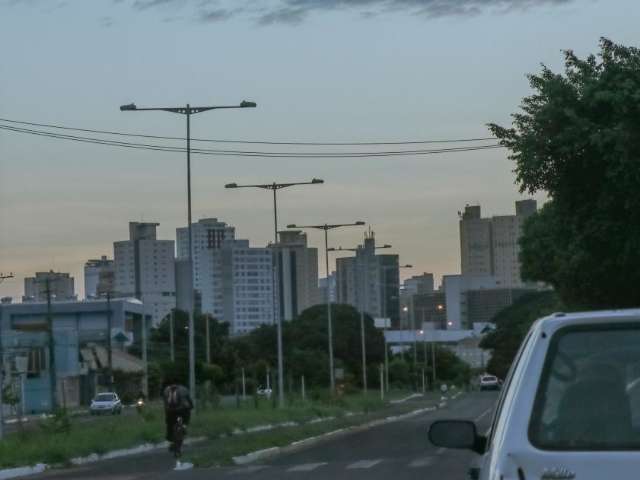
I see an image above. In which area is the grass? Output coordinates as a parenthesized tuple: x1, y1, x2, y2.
(0, 389, 426, 470)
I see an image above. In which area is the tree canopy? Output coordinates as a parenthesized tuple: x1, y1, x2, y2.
(489, 38, 640, 309)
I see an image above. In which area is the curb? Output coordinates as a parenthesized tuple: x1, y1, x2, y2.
(231, 403, 442, 465)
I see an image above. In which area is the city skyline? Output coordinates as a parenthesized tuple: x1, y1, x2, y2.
(2, 0, 634, 300)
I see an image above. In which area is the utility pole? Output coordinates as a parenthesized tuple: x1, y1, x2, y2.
(121, 99, 256, 411)
(45, 278, 57, 410)
(225, 179, 324, 408)
(241, 368, 246, 400)
(169, 309, 175, 362)
(141, 306, 148, 398)
(287, 221, 367, 394)
(205, 316, 211, 364)
(0, 273, 14, 439)
(106, 292, 113, 389)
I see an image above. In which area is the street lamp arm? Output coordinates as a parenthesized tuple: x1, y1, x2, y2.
(225, 179, 324, 191)
(120, 102, 257, 115)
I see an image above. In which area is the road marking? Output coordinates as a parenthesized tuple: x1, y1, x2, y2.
(229, 465, 268, 474)
(436, 447, 446, 455)
(475, 408, 492, 423)
(409, 457, 435, 468)
(287, 463, 327, 472)
(347, 459, 383, 469)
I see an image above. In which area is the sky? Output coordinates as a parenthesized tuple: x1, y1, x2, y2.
(0, 0, 637, 300)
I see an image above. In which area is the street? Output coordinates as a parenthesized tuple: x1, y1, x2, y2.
(32, 392, 497, 480)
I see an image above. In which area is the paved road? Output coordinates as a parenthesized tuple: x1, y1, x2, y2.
(33, 392, 497, 480)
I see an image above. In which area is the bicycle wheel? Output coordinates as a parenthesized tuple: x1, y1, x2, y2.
(172, 417, 186, 459)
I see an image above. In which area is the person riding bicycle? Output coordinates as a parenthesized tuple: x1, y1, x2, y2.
(163, 382, 194, 453)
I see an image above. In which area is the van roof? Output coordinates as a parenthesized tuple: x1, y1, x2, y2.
(535, 308, 640, 333)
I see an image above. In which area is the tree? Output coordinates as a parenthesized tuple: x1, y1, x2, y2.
(480, 291, 563, 378)
(489, 38, 640, 309)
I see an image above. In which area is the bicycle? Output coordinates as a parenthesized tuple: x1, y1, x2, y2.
(172, 415, 186, 461)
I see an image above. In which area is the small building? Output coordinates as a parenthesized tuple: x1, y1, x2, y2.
(0, 298, 146, 414)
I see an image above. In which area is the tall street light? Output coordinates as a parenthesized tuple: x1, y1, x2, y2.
(382, 263, 412, 390)
(287, 222, 365, 393)
(225, 179, 324, 408)
(120, 100, 257, 410)
(328, 243, 391, 395)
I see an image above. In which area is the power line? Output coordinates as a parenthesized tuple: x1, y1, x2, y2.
(0, 124, 503, 158)
(0, 117, 496, 146)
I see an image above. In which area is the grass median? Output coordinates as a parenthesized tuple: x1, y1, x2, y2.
(0, 390, 428, 470)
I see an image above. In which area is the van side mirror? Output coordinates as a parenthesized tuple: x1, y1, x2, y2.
(428, 420, 486, 454)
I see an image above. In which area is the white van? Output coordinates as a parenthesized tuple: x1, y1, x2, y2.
(429, 309, 640, 479)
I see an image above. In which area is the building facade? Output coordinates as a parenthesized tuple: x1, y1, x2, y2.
(274, 230, 320, 321)
(336, 231, 400, 327)
(113, 222, 175, 325)
(84, 256, 115, 299)
(23, 271, 76, 302)
(459, 200, 537, 288)
(177, 220, 276, 335)
(0, 299, 144, 413)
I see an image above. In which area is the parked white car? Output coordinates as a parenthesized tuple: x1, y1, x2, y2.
(430, 309, 640, 480)
(479, 374, 500, 391)
(90, 392, 123, 415)
(257, 387, 273, 397)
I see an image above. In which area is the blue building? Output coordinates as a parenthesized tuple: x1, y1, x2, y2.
(0, 298, 146, 414)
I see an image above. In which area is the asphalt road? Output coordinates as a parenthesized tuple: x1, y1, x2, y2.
(32, 391, 497, 480)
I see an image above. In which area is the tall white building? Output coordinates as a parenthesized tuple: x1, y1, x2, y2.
(84, 255, 114, 299)
(459, 200, 537, 287)
(113, 222, 175, 325)
(177, 219, 275, 335)
(23, 271, 76, 302)
(336, 231, 400, 327)
(274, 230, 320, 321)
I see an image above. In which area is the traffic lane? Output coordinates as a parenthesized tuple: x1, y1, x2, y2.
(176, 391, 497, 480)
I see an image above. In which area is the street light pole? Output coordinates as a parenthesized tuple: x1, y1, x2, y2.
(328, 243, 391, 395)
(120, 100, 256, 410)
(0, 273, 14, 440)
(287, 221, 366, 393)
(225, 179, 323, 408)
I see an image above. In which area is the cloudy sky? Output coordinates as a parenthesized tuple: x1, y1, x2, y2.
(0, 0, 636, 299)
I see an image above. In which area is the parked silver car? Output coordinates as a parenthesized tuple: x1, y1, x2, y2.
(90, 392, 123, 415)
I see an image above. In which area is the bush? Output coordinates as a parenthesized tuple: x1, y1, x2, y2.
(40, 408, 71, 435)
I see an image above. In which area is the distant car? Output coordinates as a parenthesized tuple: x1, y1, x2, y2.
(257, 387, 273, 397)
(90, 392, 122, 415)
(479, 374, 500, 391)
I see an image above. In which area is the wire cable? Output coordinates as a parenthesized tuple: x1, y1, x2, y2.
(0, 117, 496, 146)
(0, 124, 503, 158)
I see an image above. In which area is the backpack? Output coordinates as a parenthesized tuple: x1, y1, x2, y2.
(167, 386, 180, 411)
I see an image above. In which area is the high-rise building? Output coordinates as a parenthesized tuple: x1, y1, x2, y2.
(84, 255, 114, 299)
(336, 231, 400, 327)
(274, 230, 320, 321)
(403, 273, 435, 296)
(177, 219, 276, 335)
(319, 272, 337, 303)
(23, 271, 76, 302)
(459, 200, 537, 287)
(113, 222, 175, 325)
(176, 218, 236, 304)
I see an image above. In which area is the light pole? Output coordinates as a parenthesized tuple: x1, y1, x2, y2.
(381, 264, 411, 391)
(225, 179, 324, 408)
(0, 273, 14, 440)
(120, 100, 256, 409)
(287, 222, 365, 393)
(328, 243, 391, 395)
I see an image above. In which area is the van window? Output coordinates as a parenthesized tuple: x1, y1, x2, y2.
(530, 323, 640, 450)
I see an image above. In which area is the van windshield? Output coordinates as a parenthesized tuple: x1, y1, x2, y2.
(530, 323, 640, 450)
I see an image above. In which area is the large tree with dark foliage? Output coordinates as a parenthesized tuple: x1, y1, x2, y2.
(489, 38, 640, 309)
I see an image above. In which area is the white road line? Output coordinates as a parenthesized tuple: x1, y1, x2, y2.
(229, 465, 268, 475)
(287, 463, 327, 472)
(409, 457, 435, 468)
(475, 408, 492, 423)
(436, 447, 446, 455)
(347, 459, 383, 469)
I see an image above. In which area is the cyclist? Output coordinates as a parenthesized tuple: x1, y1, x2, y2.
(163, 381, 194, 455)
